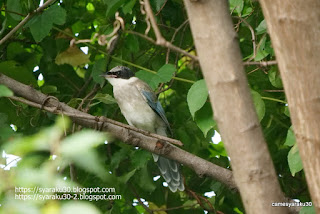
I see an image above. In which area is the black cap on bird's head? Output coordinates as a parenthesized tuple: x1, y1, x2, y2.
(100, 66, 134, 79)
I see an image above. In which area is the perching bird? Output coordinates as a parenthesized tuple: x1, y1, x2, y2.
(101, 66, 184, 192)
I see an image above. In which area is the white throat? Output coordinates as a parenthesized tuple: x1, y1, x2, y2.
(106, 77, 138, 87)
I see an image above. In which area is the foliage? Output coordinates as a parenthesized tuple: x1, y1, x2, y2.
(0, 0, 313, 213)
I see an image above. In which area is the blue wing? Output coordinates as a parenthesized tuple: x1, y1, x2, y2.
(142, 90, 173, 136)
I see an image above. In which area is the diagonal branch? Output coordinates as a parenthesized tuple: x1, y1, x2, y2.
(0, 0, 57, 45)
(8, 95, 183, 147)
(0, 73, 235, 190)
(0, 73, 301, 213)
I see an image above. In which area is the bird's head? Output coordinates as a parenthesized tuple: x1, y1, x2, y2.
(100, 66, 134, 80)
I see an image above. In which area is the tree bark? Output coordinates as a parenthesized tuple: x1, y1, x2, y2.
(0, 73, 236, 190)
(183, 0, 288, 213)
(259, 0, 320, 212)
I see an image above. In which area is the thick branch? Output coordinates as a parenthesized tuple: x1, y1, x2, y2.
(183, 0, 288, 213)
(259, 0, 320, 211)
(0, 73, 236, 190)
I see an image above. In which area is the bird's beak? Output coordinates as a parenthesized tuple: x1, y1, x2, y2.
(100, 72, 116, 78)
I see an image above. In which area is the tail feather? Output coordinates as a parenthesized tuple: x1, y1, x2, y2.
(153, 154, 185, 192)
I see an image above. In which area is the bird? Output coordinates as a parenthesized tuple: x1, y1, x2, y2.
(101, 66, 184, 192)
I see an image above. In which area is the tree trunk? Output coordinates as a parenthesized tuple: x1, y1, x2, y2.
(183, 0, 288, 213)
(259, 0, 320, 212)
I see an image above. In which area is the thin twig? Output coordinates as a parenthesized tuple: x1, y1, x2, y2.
(140, 0, 198, 61)
(0, 0, 57, 45)
(77, 85, 100, 111)
(58, 73, 80, 91)
(244, 60, 277, 66)
(152, 203, 197, 212)
(156, 78, 175, 95)
(75, 76, 93, 98)
(166, 19, 189, 63)
(129, 184, 153, 214)
(125, 30, 155, 43)
(263, 89, 284, 92)
(126, 28, 197, 61)
(155, 0, 168, 15)
(53, 26, 195, 84)
(187, 189, 215, 213)
(1, 9, 26, 17)
(175, 23, 190, 66)
(233, 16, 256, 61)
(247, 67, 260, 75)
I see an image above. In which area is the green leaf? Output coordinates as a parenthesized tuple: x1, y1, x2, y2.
(93, 93, 117, 105)
(242, 6, 252, 17)
(29, 14, 53, 42)
(41, 85, 58, 94)
(268, 67, 283, 88)
(4, 116, 70, 156)
(92, 59, 107, 87)
(187, 79, 208, 118)
(0, 85, 14, 97)
(157, 64, 176, 82)
(7, 42, 25, 60)
(86, 3, 95, 12)
(7, 0, 23, 21)
(195, 103, 216, 137)
(28, 5, 66, 42)
(122, 0, 136, 14)
(137, 166, 156, 192)
(288, 143, 303, 176)
(284, 106, 290, 117)
(131, 150, 151, 169)
(209, 141, 228, 157)
(229, 0, 244, 15)
(0, 61, 37, 87)
(251, 90, 265, 121)
(256, 20, 267, 35)
(0, 114, 15, 142)
(135, 70, 161, 90)
(125, 34, 139, 53)
(119, 169, 137, 184)
(61, 130, 106, 179)
(155, 0, 166, 11)
(299, 206, 316, 214)
(284, 127, 296, 146)
(254, 37, 269, 61)
(44, 5, 66, 25)
(265, 41, 274, 56)
(110, 147, 130, 170)
(135, 65, 175, 90)
(105, 0, 126, 17)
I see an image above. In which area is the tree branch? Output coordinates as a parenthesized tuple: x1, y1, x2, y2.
(0, 73, 235, 190)
(183, 0, 288, 213)
(244, 60, 277, 66)
(233, 16, 257, 61)
(8, 95, 183, 147)
(0, 0, 57, 45)
(0, 74, 301, 213)
(140, 0, 198, 61)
